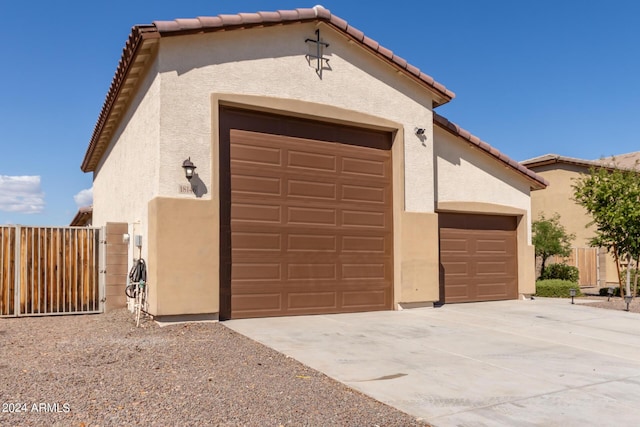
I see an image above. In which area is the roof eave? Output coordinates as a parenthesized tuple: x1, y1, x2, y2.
(433, 113, 548, 190)
(81, 27, 160, 173)
(81, 7, 454, 172)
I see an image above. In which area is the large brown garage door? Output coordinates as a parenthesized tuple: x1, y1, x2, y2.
(219, 108, 393, 319)
(439, 213, 518, 303)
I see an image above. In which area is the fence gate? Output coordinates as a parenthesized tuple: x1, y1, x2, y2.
(549, 247, 599, 287)
(0, 226, 103, 317)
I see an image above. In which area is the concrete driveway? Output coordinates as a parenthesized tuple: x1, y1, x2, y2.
(225, 298, 640, 426)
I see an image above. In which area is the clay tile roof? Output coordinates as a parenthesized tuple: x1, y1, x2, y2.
(70, 206, 93, 227)
(433, 113, 548, 190)
(521, 153, 640, 172)
(598, 151, 640, 169)
(81, 5, 455, 173)
(520, 154, 607, 169)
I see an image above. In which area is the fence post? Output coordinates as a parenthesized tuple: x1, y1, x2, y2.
(99, 227, 107, 313)
(13, 226, 20, 317)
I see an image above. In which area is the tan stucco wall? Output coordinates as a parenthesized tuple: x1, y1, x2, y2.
(434, 127, 532, 231)
(92, 60, 161, 266)
(147, 197, 217, 316)
(156, 22, 436, 213)
(529, 164, 618, 285)
(399, 212, 440, 303)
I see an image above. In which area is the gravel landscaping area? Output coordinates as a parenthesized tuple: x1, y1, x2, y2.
(0, 309, 427, 427)
(2, 297, 638, 427)
(577, 294, 640, 313)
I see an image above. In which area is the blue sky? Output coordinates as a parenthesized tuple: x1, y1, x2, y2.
(1, 1, 638, 225)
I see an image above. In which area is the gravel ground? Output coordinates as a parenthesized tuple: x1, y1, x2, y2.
(577, 294, 640, 313)
(3, 298, 637, 427)
(0, 309, 427, 427)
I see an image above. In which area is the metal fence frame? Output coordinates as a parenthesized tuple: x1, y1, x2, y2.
(0, 225, 104, 317)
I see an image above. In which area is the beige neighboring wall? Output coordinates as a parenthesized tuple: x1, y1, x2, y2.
(147, 197, 218, 317)
(528, 164, 593, 247)
(434, 127, 537, 296)
(529, 164, 618, 285)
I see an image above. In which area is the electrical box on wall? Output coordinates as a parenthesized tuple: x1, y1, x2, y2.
(134, 235, 143, 248)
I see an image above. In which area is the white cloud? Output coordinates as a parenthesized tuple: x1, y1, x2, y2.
(73, 187, 93, 208)
(0, 175, 45, 214)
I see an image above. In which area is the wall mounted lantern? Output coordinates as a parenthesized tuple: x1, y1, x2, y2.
(182, 157, 196, 181)
(414, 127, 426, 136)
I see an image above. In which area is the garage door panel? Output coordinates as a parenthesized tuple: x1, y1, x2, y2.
(287, 263, 337, 280)
(442, 261, 470, 275)
(287, 292, 337, 310)
(439, 213, 518, 304)
(342, 289, 388, 309)
(287, 180, 337, 200)
(476, 261, 511, 275)
(477, 281, 517, 300)
(342, 235, 387, 253)
(287, 150, 337, 172)
(287, 206, 337, 226)
(342, 156, 388, 178)
(342, 210, 386, 228)
(232, 203, 281, 223)
(443, 284, 471, 300)
(476, 237, 514, 254)
(440, 237, 470, 254)
(232, 232, 282, 251)
(232, 263, 282, 281)
(231, 142, 282, 166)
(342, 184, 387, 204)
(342, 263, 386, 280)
(232, 293, 282, 314)
(287, 234, 337, 252)
(232, 174, 282, 196)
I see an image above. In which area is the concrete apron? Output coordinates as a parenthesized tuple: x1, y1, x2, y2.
(225, 298, 640, 427)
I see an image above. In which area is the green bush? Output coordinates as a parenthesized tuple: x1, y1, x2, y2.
(540, 263, 579, 282)
(535, 279, 583, 298)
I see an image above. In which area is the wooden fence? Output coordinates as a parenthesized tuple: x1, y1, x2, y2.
(548, 247, 599, 287)
(0, 226, 102, 317)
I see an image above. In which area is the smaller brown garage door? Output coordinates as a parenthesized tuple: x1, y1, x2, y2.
(439, 213, 518, 303)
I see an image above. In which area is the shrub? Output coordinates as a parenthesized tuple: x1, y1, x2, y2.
(535, 279, 583, 298)
(599, 287, 622, 297)
(540, 263, 579, 283)
(599, 285, 640, 297)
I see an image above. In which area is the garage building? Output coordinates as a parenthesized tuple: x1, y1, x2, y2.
(82, 6, 547, 320)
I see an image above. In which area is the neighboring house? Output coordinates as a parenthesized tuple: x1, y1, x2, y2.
(70, 206, 93, 227)
(81, 6, 547, 320)
(521, 153, 640, 287)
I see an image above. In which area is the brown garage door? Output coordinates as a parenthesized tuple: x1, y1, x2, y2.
(439, 213, 518, 303)
(219, 108, 393, 319)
